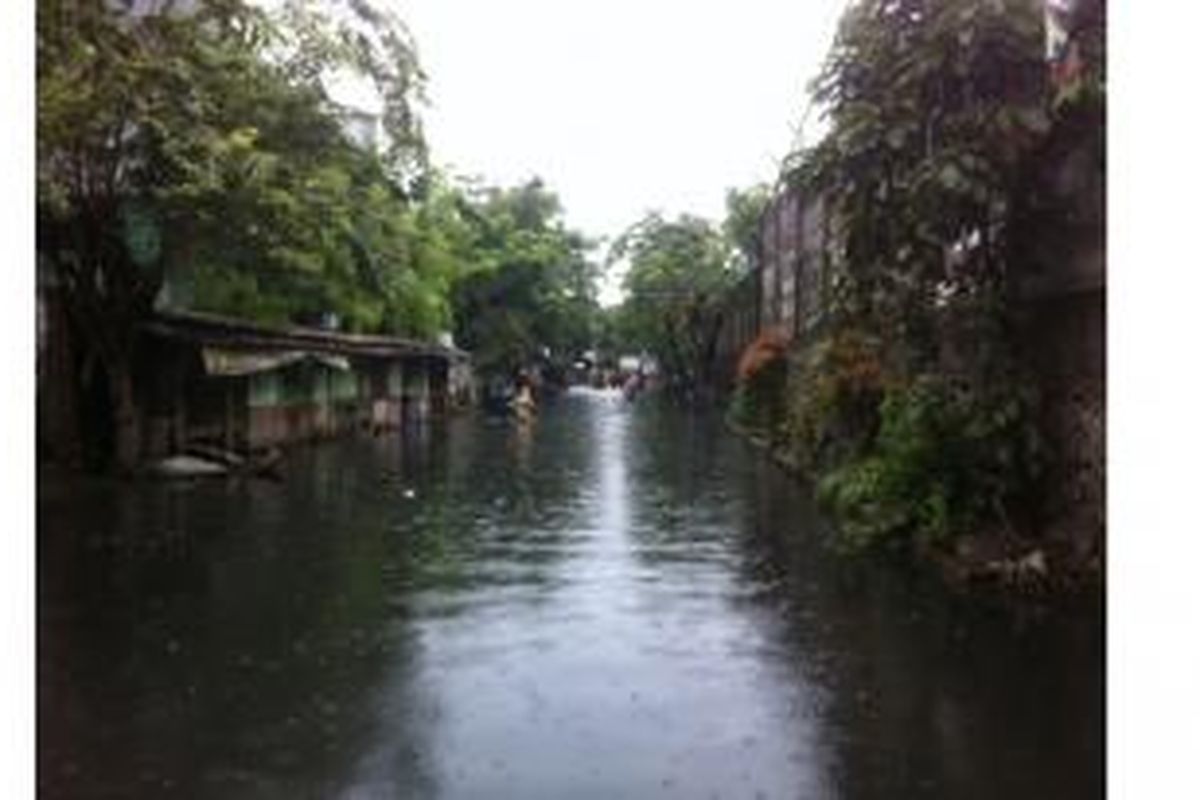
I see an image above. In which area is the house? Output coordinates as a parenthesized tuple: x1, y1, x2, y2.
(134, 309, 470, 459)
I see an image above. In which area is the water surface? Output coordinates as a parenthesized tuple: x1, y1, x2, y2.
(39, 390, 1104, 798)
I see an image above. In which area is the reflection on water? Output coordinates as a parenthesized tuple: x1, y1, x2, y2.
(39, 389, 1103, 799)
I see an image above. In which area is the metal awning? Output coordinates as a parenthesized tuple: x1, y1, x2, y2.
(202, 348, 351, 377)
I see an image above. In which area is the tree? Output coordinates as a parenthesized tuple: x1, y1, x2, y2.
(721, 183, 771, 275)
(611, 213, 733, 396)
(802, 0, 1049, 371)
(449, 179, 600, 382)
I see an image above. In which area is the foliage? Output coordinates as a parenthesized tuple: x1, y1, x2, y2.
(181, 125, 453, 335)
(753, 0, 1101, 551)
(37, 0, 433, 336)
(37, 1, 610, 439)
(815, 375, 1043, 552)
(783, 327, 887, 472)
(448, 179, 600, 379)
(611, 213, 734, 394)
(37, 0, 429, 467)
(736, 328, 789, 382)
(157, 1, 439, 335)
(722, 183, 772, 276)
(799, 0, 1049, 370)
(729, 329, 790, 437)
(591, 304, 636, 368)
(273, 0, 429, 181)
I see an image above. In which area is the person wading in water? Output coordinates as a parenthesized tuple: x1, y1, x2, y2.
(510, 371, 537, 425)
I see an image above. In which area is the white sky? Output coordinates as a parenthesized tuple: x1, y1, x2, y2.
(378, 0, 851, 302)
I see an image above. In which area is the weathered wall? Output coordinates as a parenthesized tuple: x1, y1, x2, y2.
(36, 286, 81, 466)
(1022, 289, 1104, 558)
(38, 302, 470, 467)
(135, 344, 455, 455)
(753, 182, 831, 343)
(713, 274, 759, 390)
(1013, 113, 1106, 560)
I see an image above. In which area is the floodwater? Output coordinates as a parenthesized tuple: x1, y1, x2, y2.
(38, 390, 1104, 799)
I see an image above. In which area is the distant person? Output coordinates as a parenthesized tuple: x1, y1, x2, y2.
(510, 372, 537, 424)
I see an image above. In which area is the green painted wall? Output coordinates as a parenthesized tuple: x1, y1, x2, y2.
(247, 361, 377, 409)
(331, 367, 358, 402)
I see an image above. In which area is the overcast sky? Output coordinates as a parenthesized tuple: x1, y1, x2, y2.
(382, 0, 850, 300)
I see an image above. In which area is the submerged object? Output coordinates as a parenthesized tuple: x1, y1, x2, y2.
(184, 443, 245, 468)
(147, 455, 228, 478)
(147, 447, 284, 480)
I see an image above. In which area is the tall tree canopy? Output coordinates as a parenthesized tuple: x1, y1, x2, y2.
(799, 0, 1050, 369)
(449, 179, 600, 381)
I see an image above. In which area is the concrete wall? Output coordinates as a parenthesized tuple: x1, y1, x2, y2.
(1013, 116, 1106, 558)
(752, 182, 831, 345)
(1022, 289, 1104, 557)
(714, 274, 759, 391)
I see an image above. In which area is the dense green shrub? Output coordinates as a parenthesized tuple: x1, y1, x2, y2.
(815, 375, 1043, 552)
(783, 328, 886, 472)
(730, 357, 787, 436)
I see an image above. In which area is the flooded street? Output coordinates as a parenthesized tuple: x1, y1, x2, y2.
(38, 390, 1103, 799)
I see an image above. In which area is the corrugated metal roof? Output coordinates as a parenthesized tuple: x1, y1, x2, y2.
(201, 348, 351, 377)
(141, 309, 469, 362)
